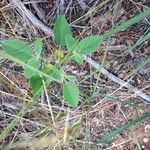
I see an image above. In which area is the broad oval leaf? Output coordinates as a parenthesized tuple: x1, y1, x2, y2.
(30, 64, 64, 96)
(65, 34, 78, 52)
(24, 58, 41, 78)
(30, 74, 45, 96)
(2, 39, 32, 62)
(54, 15, 72, 46)
(63, 82, 80, 107)
(65, 35, 83, 64)
(72, 51, 84, 64)
(66, 75, 76, 81)
(34, 38, 43, 58)
(42, 64, 64, 82)
(30, 67, 52, 97)
(75, 35, 104, 55)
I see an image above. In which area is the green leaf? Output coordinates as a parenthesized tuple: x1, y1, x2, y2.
(34, 38, 43, 58)
(65, 34, 78, 52)
(66, 75, 76, 81)
(30, 66, 50, 96)
(63, 82, 80, 107)
(75, 35, 104, 55)
(24, 58, 41, 78)
(72, 51, 84, 64)
(42, 64, 64, 82)
(2, 39, 32, 62)
(54, 15, 72, 46)
(65, 35, 83, 64)
(30, 64, 64, 96)
(30, 74, 45, 96)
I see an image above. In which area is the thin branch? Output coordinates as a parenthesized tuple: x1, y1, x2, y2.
(77, 0, 87, 10)
(32, 2, 47, 24)
(59, 0, 65, 14)
(11, 0, 53, 36)
(83, 56, 150, 104)
(65, 0, 72, 14)
(0, 110, 45, 128)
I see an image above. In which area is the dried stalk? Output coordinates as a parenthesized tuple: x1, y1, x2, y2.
(77, 0, 87, 10)
(32, 2, 47, 24)
(60, 0, 65, 14)
(83, 56, 150, 103)
(11, 0, 53, 36)
(0, 110, 46, 127)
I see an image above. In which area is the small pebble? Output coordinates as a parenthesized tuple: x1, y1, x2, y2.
(143, 138, 149, 143)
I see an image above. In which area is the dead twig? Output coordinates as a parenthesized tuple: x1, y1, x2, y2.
(59, 0, 65, 14)
(32, 2, 47, 24)
(10, 0, 53, 36)
(83, 56, 150, 104)
(77, 0, 87, 10)
(0, 110, 46, 128)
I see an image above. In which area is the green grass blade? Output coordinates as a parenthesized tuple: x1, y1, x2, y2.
(0, 101, 33, 140)
(130, 127, 142, 150)
(128, 56, 150, 78)
(92, 39, 110, 96)
(103, 10, 150, 40)
(93, 113, 150, 146)
(123, 33, 150, 56)
(94, 93, 148, 109)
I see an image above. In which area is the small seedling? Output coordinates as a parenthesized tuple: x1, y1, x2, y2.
(1, 10, 150, 149)
(1, 10, 150, 107)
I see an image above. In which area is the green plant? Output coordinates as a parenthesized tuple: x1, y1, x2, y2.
(1, 10, 150, 108)
(1, 10, 150, 148)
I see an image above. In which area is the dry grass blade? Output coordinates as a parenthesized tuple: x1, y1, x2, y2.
(3, 124, 80, 150)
